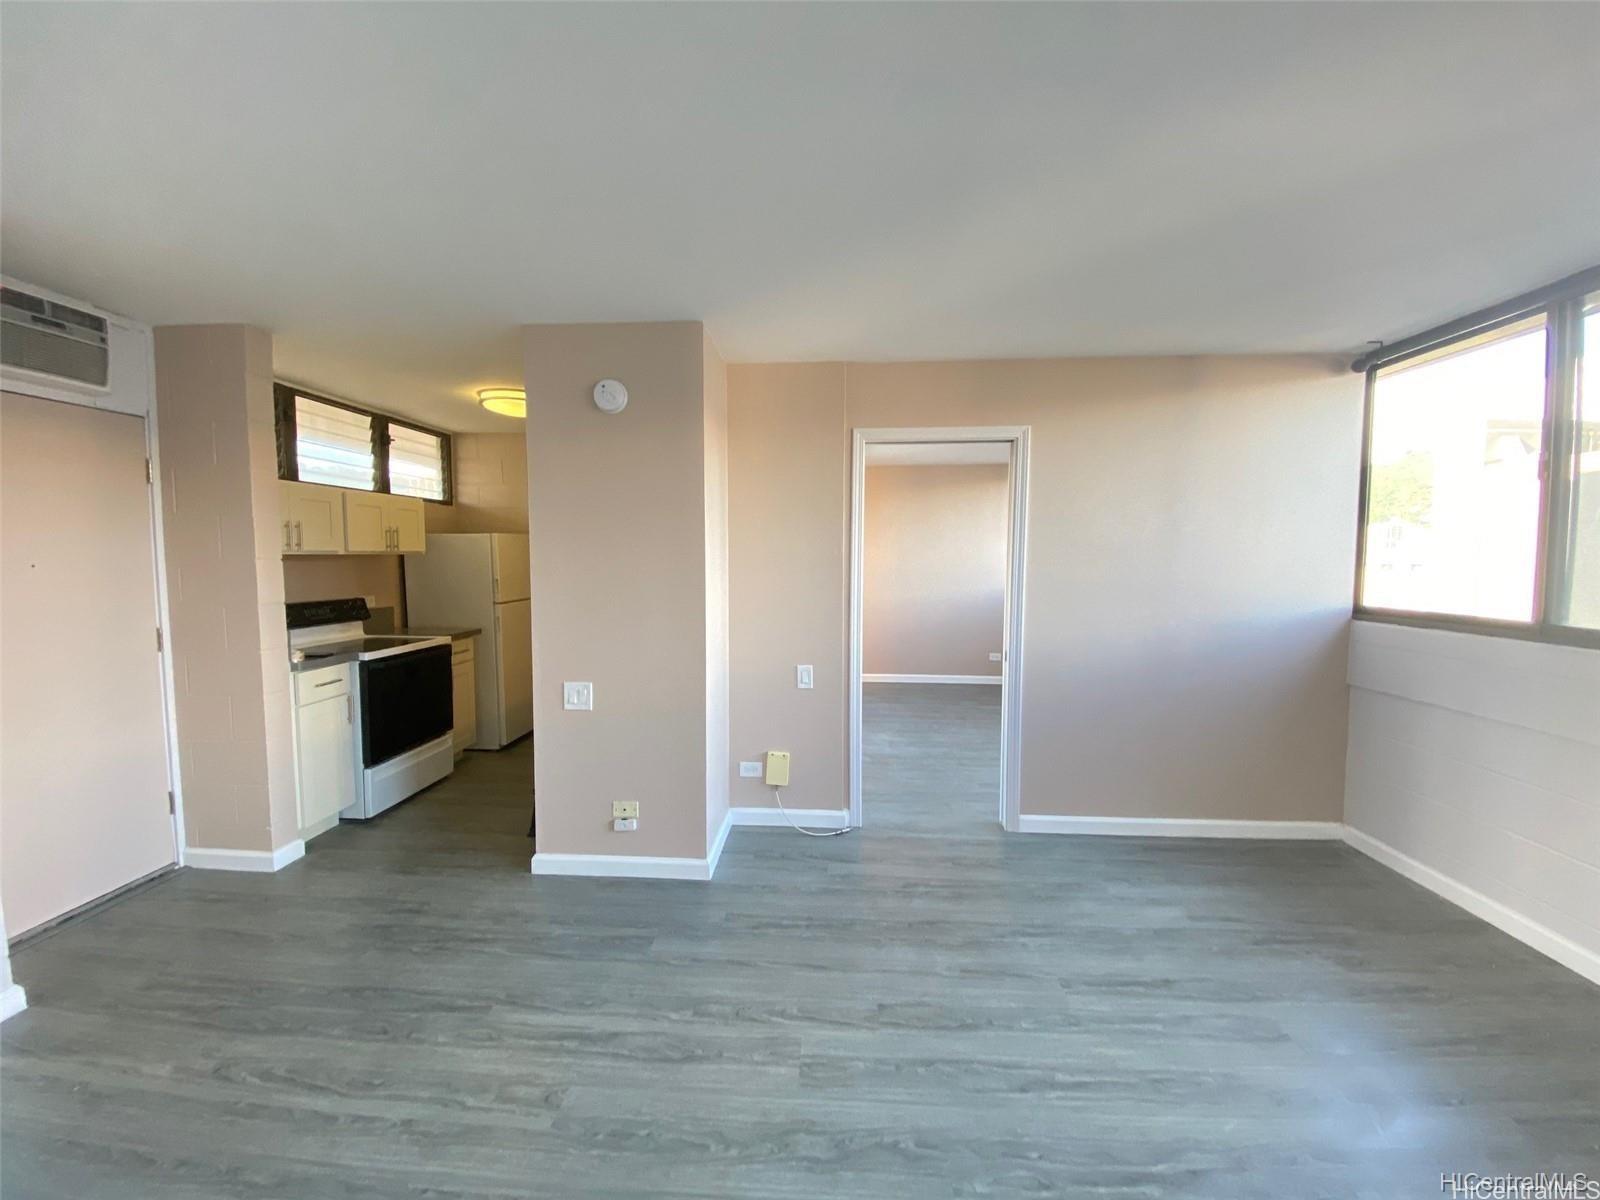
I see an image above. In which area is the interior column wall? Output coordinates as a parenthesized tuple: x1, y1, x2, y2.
(153, 325, 299, 854)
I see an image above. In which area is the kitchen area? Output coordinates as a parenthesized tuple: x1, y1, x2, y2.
(278, 396, 535, 852)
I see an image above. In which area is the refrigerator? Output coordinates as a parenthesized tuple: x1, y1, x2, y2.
(404, 533, 533, 749)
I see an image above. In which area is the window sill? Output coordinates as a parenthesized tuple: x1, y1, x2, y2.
(1353, 608, 1600, 651)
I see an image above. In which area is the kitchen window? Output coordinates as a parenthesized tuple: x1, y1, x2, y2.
(1352, 267, 1600, 646)
(275, 384, 452, 503)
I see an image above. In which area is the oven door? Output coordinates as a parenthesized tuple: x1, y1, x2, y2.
(358, 646, 453, 767)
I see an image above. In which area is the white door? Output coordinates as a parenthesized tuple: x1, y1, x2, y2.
(1, 392, 176, 935)
(490, 533, 530, 603)
(494, 598, 533, 745)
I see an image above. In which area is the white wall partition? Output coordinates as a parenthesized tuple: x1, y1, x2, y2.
(1343, 620, 1600, 984)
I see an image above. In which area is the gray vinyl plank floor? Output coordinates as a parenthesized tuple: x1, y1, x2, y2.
(3, 688, 1597, 1198)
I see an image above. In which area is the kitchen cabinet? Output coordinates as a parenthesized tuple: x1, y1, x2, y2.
(342, 490, 424, 553)
(280, 481, 346, 554)
(451, 637, 477, 758)
(293, 663, 356, 836)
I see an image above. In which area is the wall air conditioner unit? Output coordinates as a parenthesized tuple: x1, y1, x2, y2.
(0, 284, 111, 392)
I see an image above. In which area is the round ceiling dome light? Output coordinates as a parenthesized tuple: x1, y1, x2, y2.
(477, 387, 526, 418)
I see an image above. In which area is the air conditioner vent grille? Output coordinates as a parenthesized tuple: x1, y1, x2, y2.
(1, 286, 110, 388)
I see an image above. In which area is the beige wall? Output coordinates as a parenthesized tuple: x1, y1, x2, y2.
(727, 364, 849, 812)
(154, 325, 299, 852)
(864, 464, 1008, 678)
(728, 356, 1362, 821)
(282, 554, 404, 616)
(524, 322, 722, 860)
(427, 433, 528, 534)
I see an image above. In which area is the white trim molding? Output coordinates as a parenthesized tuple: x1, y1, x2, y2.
(1017, 815, 1343, 840)
(184, 840, 306, 873)
(862, 674, 1001, 686)
(850, 425, 1029, 833)
(729, 806, 850, 829)
(1343, 826, 1600, 988)
(706, 808, 734, 876)
(1, 984, 27, 1023)
(531, 852, 716, 882)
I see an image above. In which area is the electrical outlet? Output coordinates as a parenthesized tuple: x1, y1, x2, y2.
(612, 800, 639, 820)
(612, 817, 638, 832)
(989, 652, 1002, 662)
(796, 664, 814, 689)
(563, 681, 593, 711)
(739, 761, 762, 778)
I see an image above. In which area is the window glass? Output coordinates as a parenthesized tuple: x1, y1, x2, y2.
(1361, 318, 1548, 621)
(1562, 304, 1600, 629)
(388, 422, 446, 501)
(294, 395, 375, 490)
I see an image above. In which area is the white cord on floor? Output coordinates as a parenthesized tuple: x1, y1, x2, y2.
(772, 786, 851, 838)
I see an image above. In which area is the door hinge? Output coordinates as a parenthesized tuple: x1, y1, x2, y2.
(155, 627, 164, 652)
(145, 457, 153, 484)
(167, 790, 176, 814)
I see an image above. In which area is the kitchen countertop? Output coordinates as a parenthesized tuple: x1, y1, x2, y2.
(386, 625, 482, 643)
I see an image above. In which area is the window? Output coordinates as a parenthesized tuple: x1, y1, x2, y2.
(294, 394, 376, 491)
(1354, 266, 1600, 646)
(274, 385, 451, 503)
(1559, 301, 1600, 629)
(387, 422, 446, 501)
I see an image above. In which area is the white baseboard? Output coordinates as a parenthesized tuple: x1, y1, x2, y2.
(1017, 814, 1343, 840)
(1342, 826, 1600, 988)
(862, 673, 1002, 685)
(730, 806, 851, 829)
(706, 809, 734, 876)
(185, 840, 306, 873)
(1, 983, 27, 1022)
(531, 851, 714, 881)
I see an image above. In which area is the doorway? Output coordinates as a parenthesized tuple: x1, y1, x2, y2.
(1, 391, 177, 936)
(849, 427, 1029, 830)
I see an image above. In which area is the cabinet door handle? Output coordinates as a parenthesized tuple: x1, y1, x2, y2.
(294, 520, 304, 550)
(346, 695, 353, 723)
(282, 520, 292, 551)
(314, 678, 342, 688)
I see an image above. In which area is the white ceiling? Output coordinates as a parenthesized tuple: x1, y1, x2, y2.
(3, 3, 1596, 432)
(867, 442, 1011, 467)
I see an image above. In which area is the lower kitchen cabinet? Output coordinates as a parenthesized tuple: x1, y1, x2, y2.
(451, 638, 477, 758)
(294, 664, 357, 836)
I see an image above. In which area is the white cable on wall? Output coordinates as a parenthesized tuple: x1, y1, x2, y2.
(772, 787, 850, 838)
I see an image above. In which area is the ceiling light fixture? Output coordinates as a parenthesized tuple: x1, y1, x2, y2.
(477, 387, 526, 418)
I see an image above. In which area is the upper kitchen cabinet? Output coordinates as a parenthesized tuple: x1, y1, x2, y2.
(342, 490, 425, 553)
(281, 481, 346, 554)
(390, 495, 425, 552)
(343, 490, 389, 552)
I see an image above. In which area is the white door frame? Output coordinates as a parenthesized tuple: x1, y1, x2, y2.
(848, 425, 1030, 831)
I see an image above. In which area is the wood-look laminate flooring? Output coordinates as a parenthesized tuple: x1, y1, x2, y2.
(4, 689, 1597, 1198)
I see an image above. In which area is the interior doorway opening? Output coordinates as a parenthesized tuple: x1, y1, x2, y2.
(849, 428, 1029, 831)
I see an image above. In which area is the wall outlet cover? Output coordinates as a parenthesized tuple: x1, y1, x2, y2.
(738, 761, 763, 778)
(765, 750, 791, 787)
(989, 652, 1003, 662)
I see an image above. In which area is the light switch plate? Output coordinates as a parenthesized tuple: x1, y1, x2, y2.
(989, 652, 1002, 662)
(612, 800, 639, 820)
(612, 817, 638, 832)
(796, 664, 814, 689)
(563, 682, 593, 711)
(738, 761, 762, 778)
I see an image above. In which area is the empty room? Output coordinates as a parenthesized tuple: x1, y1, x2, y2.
(1, 3, 1596, 1198)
